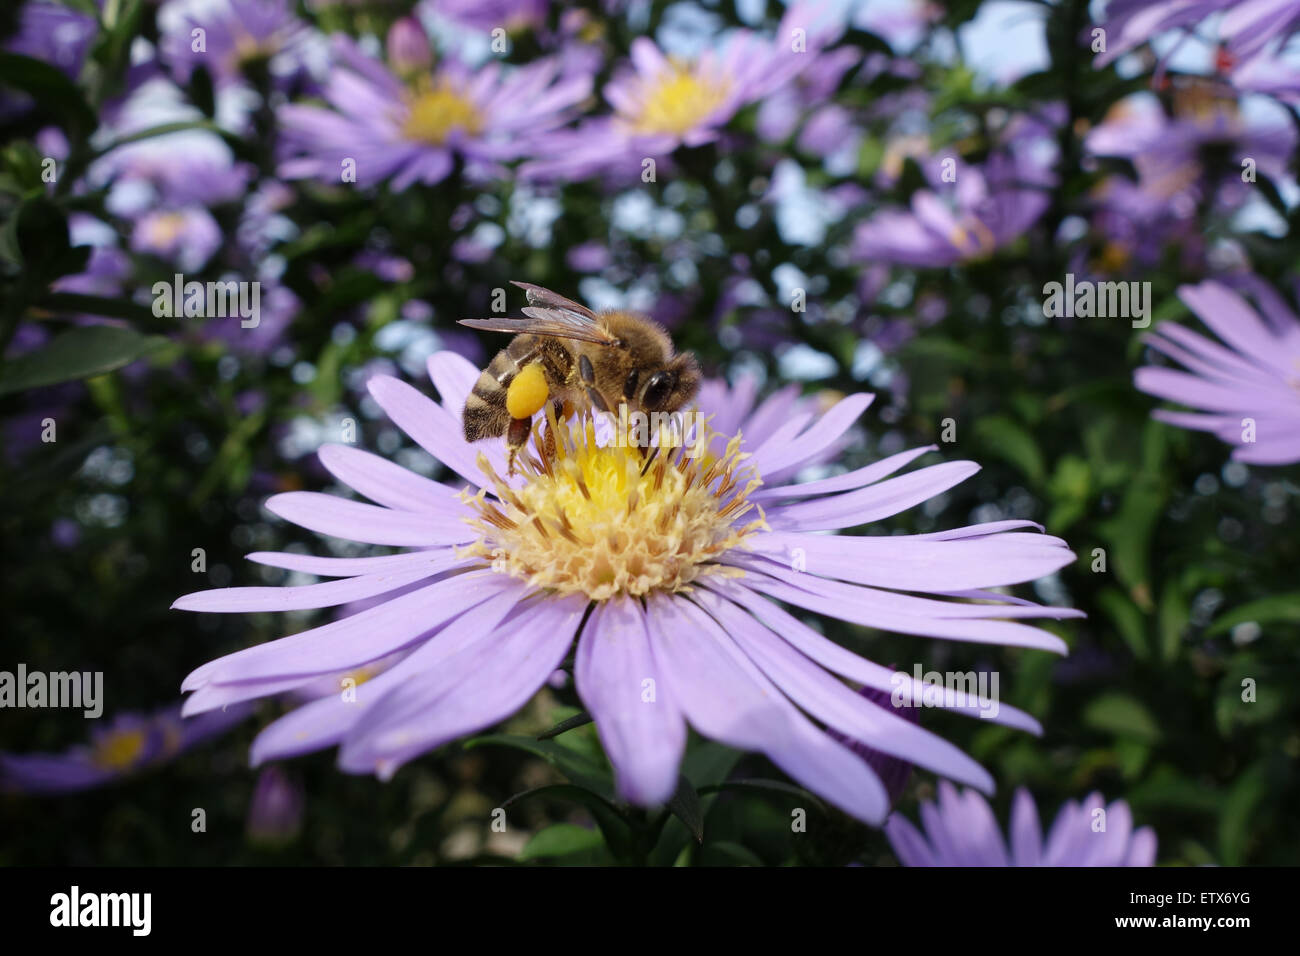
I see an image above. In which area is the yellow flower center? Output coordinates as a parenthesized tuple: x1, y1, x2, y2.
(146, 211, 188, 246)
(232, 29, 274, 64)
(949, 217, 997, 258)
(460, 410, 764, 602)
(401, 80, 483, 145)
(626, 63, 731, 137)
(1095, 241, 1132, 274)
(93, 729, 147, 771)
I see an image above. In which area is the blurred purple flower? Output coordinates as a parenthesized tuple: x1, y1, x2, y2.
(854, 153, 1053, 267)
(523, 2, 845, 181)
(277, 36, 591, 190)
(1085, 94, 1294, 215)
(426, 0, 549, 32)
(4, 1, 97, 76)
(130, 207, 223, 271)
(1095, 1, 1300, 68)
(173, 350, 1078, 824)
(0, 702, 252, 795)
(247, 766, 305, 844)
(566, 241, 612, 273)
(161, 0, 320, 89)
(887, 783, 1157, 866)
(386, 16, 433, 78)
(1135, 278, 1300, 464)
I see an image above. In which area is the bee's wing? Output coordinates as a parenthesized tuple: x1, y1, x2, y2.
(458, 310, 622, 347)
(510, 281, 596, 319)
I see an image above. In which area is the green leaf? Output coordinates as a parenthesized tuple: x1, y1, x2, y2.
(0, 326, 168, 397)
(699, 778, 829, 815)
(1207, 593, 1300, 637)
(1157, 580, 1189, 662)
(502, 784, 636, 861)
(10, 196, 70, 272)
(536, 709, 593, 741)
(666, 775, 704, 844)
(0, 53, 96, 134)
(36, 291, 157, 324)
(520, 823, 612, 864)
(1095, 587, 1149, 660)
(1219, 762, 1268, 866)
(464, 733, 614, 799)
(1082, 694, 1161, 745)
(973, 414, 1046, 483)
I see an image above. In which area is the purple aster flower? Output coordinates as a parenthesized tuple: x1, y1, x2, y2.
(160, 0, 320, 89)
(853, 153, 1052, 267)
(1135, 278, 1300, 464)
(756, 46, 862, 145)
(129, 207, 223, 271)
(1085, 94, 1294, 215)
(887, 783, 1157, 866)
(522, 2, 844, 182)
(174, 346, 1080, 824)
(277, 36, 591, 190)
(3, 1, 97, 77)
(0, 702, 252, 795)
(1, 2, 98, 120)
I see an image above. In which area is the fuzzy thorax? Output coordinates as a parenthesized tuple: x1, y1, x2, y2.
(460, 410, 764, 601)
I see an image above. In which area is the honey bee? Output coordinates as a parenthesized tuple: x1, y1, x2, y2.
(459, 282, 701, 473)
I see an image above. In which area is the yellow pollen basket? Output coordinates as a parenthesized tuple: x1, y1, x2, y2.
(92, 728, 148, 771)
(631, 63, 730, 136)
(460, 408, 765, 602)
(401, 79, 483, 145)
(506, 363, 550, 419)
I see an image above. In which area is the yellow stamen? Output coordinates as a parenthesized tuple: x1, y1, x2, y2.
(401, 79, 482, 145)
(625, 62, 731, 137)
(92, 729, 147, 771)
(459, 409, 765, 602)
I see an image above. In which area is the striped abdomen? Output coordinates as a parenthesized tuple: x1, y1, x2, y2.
(462, 335, 572, 442)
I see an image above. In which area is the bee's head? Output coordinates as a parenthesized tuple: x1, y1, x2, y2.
(634, 352, 701, 413)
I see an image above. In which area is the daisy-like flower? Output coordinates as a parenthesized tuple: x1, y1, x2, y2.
(886, 782, 1157, 866)
(521, 2, 846, 182)
(1085, 93, 1294, 218)
(174, 346, 1080, 825)
(1135, 278, 1300, 464)
(0, 702, 251, 795)
(853, 153, 1052, 268)
(160, 0, 320, 89)
(277, 35, 592, 190)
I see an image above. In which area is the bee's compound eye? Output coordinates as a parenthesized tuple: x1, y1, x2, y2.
(641, 370, 675, 411)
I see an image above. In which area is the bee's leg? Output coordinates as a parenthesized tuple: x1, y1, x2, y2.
(506, 416, 532, 476)
(577, 354, 614, 416)
(537, 399, 567, 462)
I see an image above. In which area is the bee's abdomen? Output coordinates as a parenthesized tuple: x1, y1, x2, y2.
(462, 348, 517, 442)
